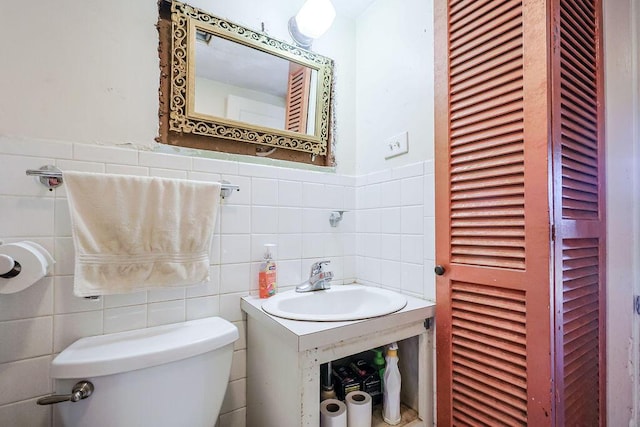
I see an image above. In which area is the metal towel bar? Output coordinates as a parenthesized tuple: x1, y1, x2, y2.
(25, 165, 240, 199)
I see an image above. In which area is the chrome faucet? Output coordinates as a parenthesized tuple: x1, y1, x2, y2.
(296, 260, 333, 292)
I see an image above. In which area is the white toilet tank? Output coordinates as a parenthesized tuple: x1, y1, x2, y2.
(49, 316, 238, 427)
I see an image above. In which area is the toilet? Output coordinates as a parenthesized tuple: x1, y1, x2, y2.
(47, 316, 238, 427)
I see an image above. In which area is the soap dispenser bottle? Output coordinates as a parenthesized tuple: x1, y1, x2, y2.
(258, 244, 277, 298)
(383, 342, 401, 425)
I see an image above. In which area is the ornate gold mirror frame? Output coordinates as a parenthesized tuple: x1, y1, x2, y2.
(168, 1, 334, 156)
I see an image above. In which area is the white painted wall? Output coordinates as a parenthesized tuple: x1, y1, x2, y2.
(0, 1, 160, 147)
(604, 0, 640, 425)
(355, 0, 434, 175)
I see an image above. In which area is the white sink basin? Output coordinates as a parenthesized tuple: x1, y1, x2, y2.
(261, 284, 408, 321)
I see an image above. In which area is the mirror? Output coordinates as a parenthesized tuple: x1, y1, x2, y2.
(168, 1, 334, 156)
(194, 33, 319, 136)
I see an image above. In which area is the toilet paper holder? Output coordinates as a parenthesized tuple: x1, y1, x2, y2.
(0, 254, 21, 278)
(0, 241, 56, 295)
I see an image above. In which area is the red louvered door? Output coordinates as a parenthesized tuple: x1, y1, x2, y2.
(435, 0, 605, 425)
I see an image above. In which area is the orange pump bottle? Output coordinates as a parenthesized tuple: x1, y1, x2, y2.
(258, 244, 276, 298)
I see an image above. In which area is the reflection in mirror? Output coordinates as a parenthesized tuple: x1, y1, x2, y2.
(193, 33, 318, 136)
(166, 0, 335, 159)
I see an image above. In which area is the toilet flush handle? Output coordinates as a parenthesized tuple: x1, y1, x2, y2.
(37, 381, 94, 405)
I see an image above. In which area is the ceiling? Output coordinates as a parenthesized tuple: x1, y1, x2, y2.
(332, 0, 375, 19)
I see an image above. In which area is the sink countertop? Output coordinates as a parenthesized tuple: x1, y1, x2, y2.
(241, 290, 435, 352)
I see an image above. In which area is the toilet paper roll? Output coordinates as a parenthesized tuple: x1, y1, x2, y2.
(320, 398, 347, 427)
(0, 241, 54, 294)
(346, 391, 372, 427)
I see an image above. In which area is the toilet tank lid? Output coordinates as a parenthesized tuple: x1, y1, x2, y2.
(51, 316, 239, 379)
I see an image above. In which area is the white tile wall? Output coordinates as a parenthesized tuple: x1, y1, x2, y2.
(251, 206, 278, 234)
(103, 305, 147, 334)
(0, 140, 437, 427)
(219, 379, 246, 414)
(0, 197, 55, 237)
(53, 311, 103, 353)
(192, 157, 239, 175)
(278, 208, 303, 233)
(0, 317, 52, 364)
(0, 397, 51, 427)
(186, 295, 220, 320)
(229, 349, 247, 382)
(103, 290, 147, 308)
(0, 279, 53, 322)
(147, 299, 186, 327)
(355, 161, 436, 298)
(220, 264, 251, 294)
(0, 356, 51, 406)
(251, 178, 278, 205)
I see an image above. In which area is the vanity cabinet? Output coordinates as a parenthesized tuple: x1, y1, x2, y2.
(241, 294, 435, 427)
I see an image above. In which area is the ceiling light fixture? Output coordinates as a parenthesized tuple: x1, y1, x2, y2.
(288, 0, 336, 49)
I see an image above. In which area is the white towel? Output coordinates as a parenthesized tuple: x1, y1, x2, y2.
(63, 171, 221, 297)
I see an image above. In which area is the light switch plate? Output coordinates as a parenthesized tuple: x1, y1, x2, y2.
(384, 131, 409, 159)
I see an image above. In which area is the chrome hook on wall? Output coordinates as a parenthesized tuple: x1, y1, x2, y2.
(329, 211, 347, 227)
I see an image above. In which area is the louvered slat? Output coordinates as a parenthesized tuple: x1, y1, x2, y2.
(453, 328, 527, 363)
(452, 302, 526, 325)
(451, 5, 519, 50)
(451, 308, 526, 333)
(454, 364, 528, 402)
(451, 138, 523, 164)
(453, 382, 528, 424)
(454, 373, 527, 414)
(451, 281, 527, 425)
